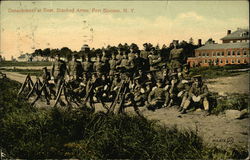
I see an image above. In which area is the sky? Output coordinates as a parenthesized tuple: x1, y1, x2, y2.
(0, 1, 249, 60)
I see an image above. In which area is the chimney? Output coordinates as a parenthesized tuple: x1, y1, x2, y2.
(198, 39, 202, 46)
(227, 30, 231, 35)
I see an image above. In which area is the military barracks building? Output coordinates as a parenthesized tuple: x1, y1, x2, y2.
(187, 28, 249, 67)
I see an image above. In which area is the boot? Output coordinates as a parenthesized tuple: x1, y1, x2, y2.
(180, 109, 187, 114)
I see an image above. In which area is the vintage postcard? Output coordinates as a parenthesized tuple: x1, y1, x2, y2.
(0, 1, 249, 159)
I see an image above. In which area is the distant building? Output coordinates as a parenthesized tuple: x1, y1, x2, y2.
(187, 28, 249, 67)
(17, 53, 33, 62)
(81, 44, 90, 52)
(221, 28, 249, 43)
(32, 56, 53, 62)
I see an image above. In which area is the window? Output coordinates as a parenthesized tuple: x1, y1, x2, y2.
(244, 59, 247, 63)
(207, 53, 209, 56)
(213, 52, 216, 56)
(227, 51, 231, 56)
(217, 52, 220, 56)
(232, 51, 235, 56)
(205, 59, 207, 63)
(198, 53, 201, 57)
(243, 50, 247, 56)
(237, 59, 241, 63)
(232, 59, 234, 63)
(202, 53, 205, 57)
(220, 59, 223, 63)
(221, 52, 224, 56)
(226, 60, 228, 64)
(237, 51, 241, 56)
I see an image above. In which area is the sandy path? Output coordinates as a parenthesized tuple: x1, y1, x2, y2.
(1, 71, 38, 83)
(140, 107, 249, 149)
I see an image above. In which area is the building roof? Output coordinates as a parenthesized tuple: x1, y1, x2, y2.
(221, 28, 249, 40)
(195, 42, 249, 50)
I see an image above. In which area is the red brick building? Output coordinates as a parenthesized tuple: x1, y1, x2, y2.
(187, 28, 249, 67)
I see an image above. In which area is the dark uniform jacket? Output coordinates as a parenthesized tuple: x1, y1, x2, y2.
(51, 60, 67, 79)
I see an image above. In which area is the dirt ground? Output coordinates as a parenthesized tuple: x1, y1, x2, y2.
(2, 71, 249, 149)
(206, 73, 249, 94)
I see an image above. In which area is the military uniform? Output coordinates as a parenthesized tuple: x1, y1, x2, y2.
(148, 51, 162, 71)
(51, 59, 67, 84)
(169, 48, 184, 69)
(68, 59, 83, 80)
(93, 57, 106, 74)
(146, 79, 169, 111)
(82, 57, 93, 80)
(181, 75, 209, 114)
(109, 56, 118, 76)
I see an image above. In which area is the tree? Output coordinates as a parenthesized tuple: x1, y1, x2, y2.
(60, 47, 72, 59)
(42, 48, 50, 57)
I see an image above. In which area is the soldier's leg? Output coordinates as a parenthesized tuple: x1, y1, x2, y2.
(203, 97, 209, 111)
(180, 96, 192, 114)
(180, 92, 188, 108)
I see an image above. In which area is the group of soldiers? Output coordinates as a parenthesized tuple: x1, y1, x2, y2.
(36, 44, 210, 115)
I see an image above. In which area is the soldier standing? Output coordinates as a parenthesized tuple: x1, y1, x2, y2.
(93, 55, 106, 75)
(148, 48, 162, 71)
(169, 40, 184, 69)
(51, 53, 67, 86)
(134, 51, 147, 72)
(51, 53, 67, 106)
(109, 52, 118, 77)
(82, 55, 93, 80)
(67, 54, 83, 81)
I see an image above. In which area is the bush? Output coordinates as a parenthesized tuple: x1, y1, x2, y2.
(210, 93, 248, 115)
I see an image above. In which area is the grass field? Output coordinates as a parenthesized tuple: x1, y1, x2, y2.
(190, 64, 249, 79)
(0, 68, 43, 76)
(0, 61, 52, 67)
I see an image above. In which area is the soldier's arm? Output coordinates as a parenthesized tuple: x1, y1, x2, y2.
(66, 63, 70, 76)
(153, 57, 162, 64)
(51, 62, 55, 77)
(147, 90, 154, 103)
(188, 84, 195, 97)
(199, 85, 209, 98)
(164, 91, 170, 106)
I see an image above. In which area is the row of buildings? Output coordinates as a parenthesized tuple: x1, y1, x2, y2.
(187, 28, 249, 67)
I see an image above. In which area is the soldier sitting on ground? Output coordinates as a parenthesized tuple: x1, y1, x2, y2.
(146, 79, 170, 111)
(180, 75, 210, 114)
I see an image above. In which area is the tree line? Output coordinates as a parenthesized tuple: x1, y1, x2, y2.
(31, 40, 200, 62)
